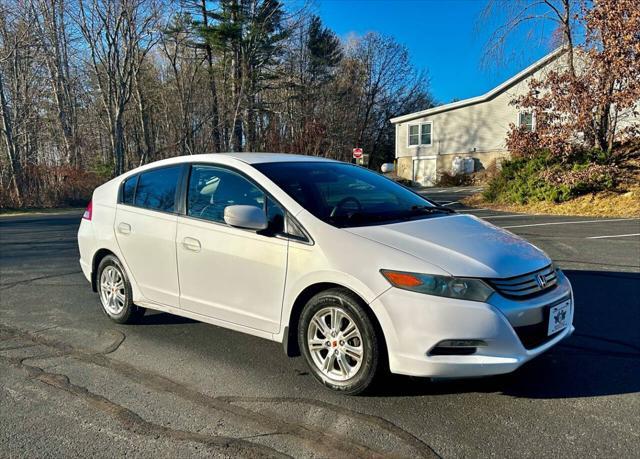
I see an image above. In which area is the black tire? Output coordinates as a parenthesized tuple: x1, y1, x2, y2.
(298, 288, 384, 395)
(96, 255, 145, 324)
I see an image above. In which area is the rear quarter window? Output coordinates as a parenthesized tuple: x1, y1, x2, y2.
(121, 175, 137, 205)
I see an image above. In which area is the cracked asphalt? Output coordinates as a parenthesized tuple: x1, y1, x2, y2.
(1, 192, 639, 458)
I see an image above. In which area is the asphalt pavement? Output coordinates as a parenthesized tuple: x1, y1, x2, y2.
(1, 190, 639, 458)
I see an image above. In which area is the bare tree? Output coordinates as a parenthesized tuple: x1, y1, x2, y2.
(76, 0, 161, 175)
(31, 0, 80, 165)
(479, 0, 579, 75)
(0, 0, 434, 208)
(0, 1, 43, 204)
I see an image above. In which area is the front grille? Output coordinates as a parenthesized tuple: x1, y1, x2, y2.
(513, 295, 571, 349)
(490, 265, 557, 298)
(514, 322, 562, 350)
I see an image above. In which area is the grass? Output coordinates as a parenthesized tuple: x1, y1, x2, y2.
(463, 186, 640, 218)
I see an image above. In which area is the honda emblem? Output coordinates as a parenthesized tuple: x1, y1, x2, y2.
(536, 274, 547, 289)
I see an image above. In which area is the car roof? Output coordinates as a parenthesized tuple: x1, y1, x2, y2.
(153, 152, 338, 166)
(219, 152, 338, 164)
(116, 153, 342, 182)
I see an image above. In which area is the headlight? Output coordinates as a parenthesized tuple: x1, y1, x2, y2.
(380, 270, 494, 302)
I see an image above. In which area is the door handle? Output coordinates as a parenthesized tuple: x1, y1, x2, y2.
(117, 222, 131, 235)
(182, 237, 201, 252)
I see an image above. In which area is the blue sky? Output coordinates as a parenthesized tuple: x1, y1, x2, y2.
(314, 0, 558, 104)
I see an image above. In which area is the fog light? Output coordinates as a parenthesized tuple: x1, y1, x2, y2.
(428, 340, 487, 356)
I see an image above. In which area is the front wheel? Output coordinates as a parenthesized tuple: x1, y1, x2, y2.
(298, 288, 383, 394)
(97, 255, 145, 324)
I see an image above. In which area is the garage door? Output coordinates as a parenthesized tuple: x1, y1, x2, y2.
(413, 158, 437, 186)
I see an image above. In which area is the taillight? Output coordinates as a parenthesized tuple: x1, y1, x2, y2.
(83, 200, 93, 221)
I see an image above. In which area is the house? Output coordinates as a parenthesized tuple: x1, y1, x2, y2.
(390, 48, 570, 186)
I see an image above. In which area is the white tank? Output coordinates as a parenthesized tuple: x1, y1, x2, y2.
(451, 156, 464, 175)
(380, 163, 395, 173)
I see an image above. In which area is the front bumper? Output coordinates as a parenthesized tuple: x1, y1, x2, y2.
(369, 270, 574, 378)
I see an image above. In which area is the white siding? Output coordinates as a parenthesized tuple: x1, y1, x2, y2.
(394, 54, 570, 159)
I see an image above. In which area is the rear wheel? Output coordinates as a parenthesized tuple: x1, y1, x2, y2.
(97, 255, 145, 324)
(298, 288, 383, 395)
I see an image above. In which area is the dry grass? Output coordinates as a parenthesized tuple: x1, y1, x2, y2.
(463, 186, 640, 218)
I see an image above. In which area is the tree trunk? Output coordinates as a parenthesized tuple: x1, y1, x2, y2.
(596, 78, 616, 153)
(0, 73, 22, 204)
(134, 73, 154, 165)
(113, 109, 126, 175)
(230, 0, 243, 152)
(200, 0, 222, 153)
(560, 0, 576, 79)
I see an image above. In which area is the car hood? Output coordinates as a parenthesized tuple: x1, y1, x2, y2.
(345, 214, 550, 278)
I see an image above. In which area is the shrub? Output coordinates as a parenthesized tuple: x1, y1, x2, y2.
(393, 177, 414, 187)
(91, 159, 115, 181)
(482, 150, 620, 205)
(436, 171, 473, 187)
(0, 165, 104, 209)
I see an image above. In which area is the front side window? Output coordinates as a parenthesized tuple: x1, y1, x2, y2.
(134, 166, 181, 212)
(255, 162, 451, 228)
(187, 165, 264, 224)
(519, 112, 534, 132)
(408, 123, 432, 146)
(266, 196, 285, 233)
(187, 165, 289, 233)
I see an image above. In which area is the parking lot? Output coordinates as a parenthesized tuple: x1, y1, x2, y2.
(1, 189, 639, 458)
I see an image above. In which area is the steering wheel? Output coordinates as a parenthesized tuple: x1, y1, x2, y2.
(330, 196, 363, 218)
(199, 205, 212, 218)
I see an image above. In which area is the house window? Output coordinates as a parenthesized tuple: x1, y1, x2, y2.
(408, 125, 420, 146)
(408, 123, 432, 146)
(519, 112, 534, 132)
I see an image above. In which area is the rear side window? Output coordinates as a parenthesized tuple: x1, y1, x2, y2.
(134, 166, 181, 213)
(121, 175, 137, 205)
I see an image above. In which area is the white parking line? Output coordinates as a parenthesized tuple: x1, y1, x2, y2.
(587, 233, 640, 240)
(459, 208, 489, 212)
(503, 218, 639, 229)
(482, 214, 523, 219)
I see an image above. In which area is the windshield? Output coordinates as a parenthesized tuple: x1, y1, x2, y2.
(254, 161, 453, 228)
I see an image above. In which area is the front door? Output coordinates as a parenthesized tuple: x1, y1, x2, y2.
(176, 164, 288, 334)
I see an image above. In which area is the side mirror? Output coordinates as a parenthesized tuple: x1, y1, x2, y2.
(223, 205, 268, 231)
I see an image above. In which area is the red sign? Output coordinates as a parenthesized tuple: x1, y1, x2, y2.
(352, 147, 363, 159)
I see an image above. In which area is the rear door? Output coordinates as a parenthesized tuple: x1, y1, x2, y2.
(115, 165, 183, 307)
(176, 164, 288, 333)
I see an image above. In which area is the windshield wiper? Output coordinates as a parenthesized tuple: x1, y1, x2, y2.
(329, 206, 455, 228)
(409, 205, 456, 214)
(329, 211, 402, 227)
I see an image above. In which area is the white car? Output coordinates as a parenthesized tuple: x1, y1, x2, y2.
(78, 153, 574, 394)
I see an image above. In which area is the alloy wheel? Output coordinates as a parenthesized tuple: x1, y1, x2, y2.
(307, 306, 364, 381)
(99, 266, 126, 315)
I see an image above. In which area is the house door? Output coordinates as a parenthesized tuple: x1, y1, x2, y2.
(413, 158, 437, 186)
